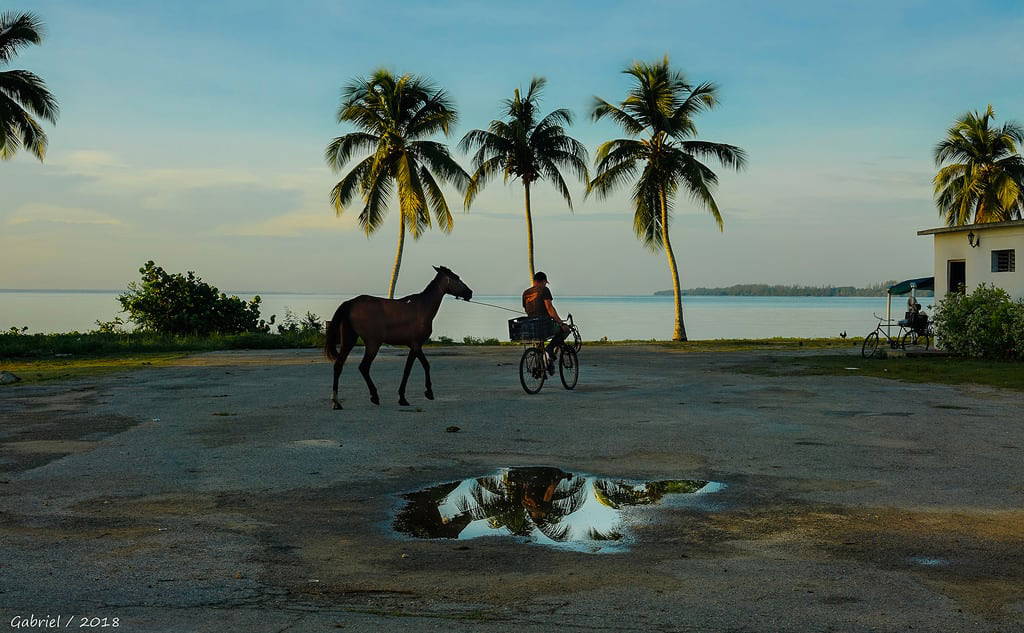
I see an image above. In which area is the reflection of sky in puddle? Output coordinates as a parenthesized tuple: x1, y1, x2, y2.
(393, 467, 725, 553)
(909, 556, 950, 568)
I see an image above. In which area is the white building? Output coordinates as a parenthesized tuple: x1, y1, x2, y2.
(918, 219, 1023, 303)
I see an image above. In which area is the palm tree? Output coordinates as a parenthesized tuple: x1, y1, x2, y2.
(460, 78, 589, 280)
(1, 11, 58, 161)
(325, 69, 468, 298)
(588, 57, 746, 341)
(933, 105, 1024, 226)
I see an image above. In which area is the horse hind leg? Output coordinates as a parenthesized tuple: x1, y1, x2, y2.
(416, 347, 434, 400)
(358, 342, 381, 405)
(330, 339, 355, 410)
(397, 347, 417, 406)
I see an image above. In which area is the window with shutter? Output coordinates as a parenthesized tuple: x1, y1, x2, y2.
(991, 249, 1015, 273)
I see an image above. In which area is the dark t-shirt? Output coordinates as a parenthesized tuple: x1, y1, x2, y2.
(522, 286, 553, 317)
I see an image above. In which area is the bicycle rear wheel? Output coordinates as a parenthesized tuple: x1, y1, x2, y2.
(899, 330, 918, 350)
(559, 346, 578, 390)
(519, 347, 546, 394)
(861, 331, 880, 358)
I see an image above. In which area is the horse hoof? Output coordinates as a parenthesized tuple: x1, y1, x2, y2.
(332, 401, 343, 410)
(424, 390, 434, 400)
(399, 397, 410, 407)
(370, 395, 380, 405)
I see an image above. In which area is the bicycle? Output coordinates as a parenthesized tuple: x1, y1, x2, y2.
(861, 312, 933, 358)
(509, 314, 580, 394)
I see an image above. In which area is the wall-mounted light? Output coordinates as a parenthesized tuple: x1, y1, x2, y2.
(967, 231, 981, 248)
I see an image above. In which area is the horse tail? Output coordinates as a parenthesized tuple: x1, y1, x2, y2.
(324, 300, 354, 361)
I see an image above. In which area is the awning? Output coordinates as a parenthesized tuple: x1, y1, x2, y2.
(888, 277, 934, 295)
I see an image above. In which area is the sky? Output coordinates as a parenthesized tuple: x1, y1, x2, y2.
(2, 0, 1023, 296)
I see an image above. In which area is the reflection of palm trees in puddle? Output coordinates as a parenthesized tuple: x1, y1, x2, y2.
(393, 467, 721, 551)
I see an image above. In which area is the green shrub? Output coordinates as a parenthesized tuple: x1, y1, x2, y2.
(277, 307, 324, 335)
(118, 261, 273, 335)
(933, 284, 1024, 359)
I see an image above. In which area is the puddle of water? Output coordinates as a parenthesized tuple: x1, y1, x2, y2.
(909, 556, 950, 568)
(392, 466, 724, 553)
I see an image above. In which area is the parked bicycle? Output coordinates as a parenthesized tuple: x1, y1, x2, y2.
(862, 312, 933, 358)
(508, 314, 580, 394)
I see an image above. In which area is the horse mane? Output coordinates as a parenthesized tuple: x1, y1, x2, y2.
(398, 272, 444, 303)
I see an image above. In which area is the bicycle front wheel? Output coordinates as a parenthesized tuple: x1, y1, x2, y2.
(519, 347, 546, 394)
(861, 332, 880, 358)
(559, 346, 579, 390)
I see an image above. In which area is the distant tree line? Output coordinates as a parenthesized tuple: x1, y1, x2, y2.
(656, 282, 933, 297)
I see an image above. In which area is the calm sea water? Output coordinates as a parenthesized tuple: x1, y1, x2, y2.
(0, 290, 916, 340)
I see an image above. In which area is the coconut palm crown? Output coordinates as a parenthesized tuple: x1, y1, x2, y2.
(588, 56, 746, 341)
(1, 11, 59, 161)
(325, 69, 468, 297)
(933, 104, 1024, 226)
(460, 77, 589, 280)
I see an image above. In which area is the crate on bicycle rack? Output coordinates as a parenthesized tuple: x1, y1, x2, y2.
(508, 316, 554, 342)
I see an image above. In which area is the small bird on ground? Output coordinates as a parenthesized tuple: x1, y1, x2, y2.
(839, 331, 847, 339)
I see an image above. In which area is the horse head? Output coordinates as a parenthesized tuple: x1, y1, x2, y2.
(433, 265, 473, 301)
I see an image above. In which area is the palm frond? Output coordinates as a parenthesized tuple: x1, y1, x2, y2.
(358, 165, 394, 236)
(676, 154, 724, 230)
(0, 70, 58, 122)
(395, 152, 430, 237)
(410, 140, 469, 191)
(0, 11, 44, 64)
(329, 155, 375, 214)
(420, 165, 454, 233)
(594, 138, 647, 173)
(464, 155, 506, 208)
(588, 159, 639, 199)
(324, 132, 380, 171)
(590, 97, 644, 135)
(0, 95, 45, 160)
(631, 166, 667, 249)
(680, 140, 747, 170)
(538, 156, 573, 208)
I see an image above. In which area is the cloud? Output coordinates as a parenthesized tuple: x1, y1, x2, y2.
(7, 204, 124, 227)
(219, 210, 356, 237)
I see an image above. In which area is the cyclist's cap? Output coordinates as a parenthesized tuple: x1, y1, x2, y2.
(533, 271, 548, 282)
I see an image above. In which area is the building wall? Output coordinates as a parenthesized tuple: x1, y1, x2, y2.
(932, 224, 1024, 304)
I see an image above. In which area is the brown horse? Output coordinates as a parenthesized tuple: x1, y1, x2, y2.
(324, 266, 473, 409)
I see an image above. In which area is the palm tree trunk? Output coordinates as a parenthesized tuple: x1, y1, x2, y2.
(524, 182, 536, 280)
(387, 216, 406, 299)
(660, 187, 687, 341)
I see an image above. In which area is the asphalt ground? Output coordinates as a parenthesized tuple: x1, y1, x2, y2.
(1, 346, 1022, 632)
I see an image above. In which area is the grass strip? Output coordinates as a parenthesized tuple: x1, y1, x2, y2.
(734, 354, 1024, 391)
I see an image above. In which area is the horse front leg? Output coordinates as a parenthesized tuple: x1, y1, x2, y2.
(416, 347, 433, 400)
(397, 347, 417, 406)
(358, 342, 381, 405)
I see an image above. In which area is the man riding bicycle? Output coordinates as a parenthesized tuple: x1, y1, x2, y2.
(522, 271, 570, 370)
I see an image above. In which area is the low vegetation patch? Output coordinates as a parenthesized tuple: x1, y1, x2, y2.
(612, 337, 861, 353)
(0, 330, 323, 359)
(0, 353, 186, 384)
